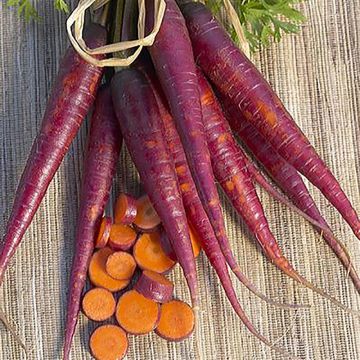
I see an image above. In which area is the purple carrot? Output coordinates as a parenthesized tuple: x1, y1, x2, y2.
(0, 24, 107, 284)
(146, 0, 234, 273)
(111, 69, 198, 307)
(181, 2, 360, 240)
(63, 85, 122, 360)
(136, 53, 304, 310)
(222, 103, 360, 293)
(197, 69, 359, 315)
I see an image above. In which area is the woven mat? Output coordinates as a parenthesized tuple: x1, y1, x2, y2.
(1, 1, 360, 359)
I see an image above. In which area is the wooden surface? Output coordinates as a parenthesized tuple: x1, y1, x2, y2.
(0, 1, 359, 359)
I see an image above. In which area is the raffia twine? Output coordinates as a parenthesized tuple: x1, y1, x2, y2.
(66, 0, 250, 68)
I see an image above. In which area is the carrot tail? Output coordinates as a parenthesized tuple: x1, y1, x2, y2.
(211, 257, 300, 359)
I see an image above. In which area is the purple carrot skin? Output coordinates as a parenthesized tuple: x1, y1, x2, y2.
(181, 2, 360, 241)
(111, 69, 198, 307)
(0, 24, 107, 284)
(136, 56, 304, 310)
(198, 70, 359, 315)
(63, 85, 122, 360)
(146, 1, 232, 266)
(223, 107, 360, 293)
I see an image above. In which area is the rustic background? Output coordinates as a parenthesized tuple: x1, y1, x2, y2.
(1, 1, 359, 359)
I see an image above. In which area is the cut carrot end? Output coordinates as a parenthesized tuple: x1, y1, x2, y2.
(89, 248, 130, 292)
(114, 193, 137, 225)
(109, 224, 137, 251)
(105, 251, 136, 280)
(133, 196, 161, 232)
(135, 270, 174, 303)
(189, 223, 202, 258)
(90, 325, 128, 360)
(133, 232, 176, 273)
(156, 300, 195, 341)
(82, 288, 116, 322)
(95, 216, 112, 249)
(116, 290, 160, 335)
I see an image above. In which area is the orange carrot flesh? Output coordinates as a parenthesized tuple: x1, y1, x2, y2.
(114, 193, 138, 225)
(82, 288, 116, 322)
(95, 216, 112, 249)
(105, 251, 137, 280)
(90, 325, 128, 360)
(133, 196, 161, 232)
(116, 290, 160, 334)
(89, 248, 130, 292)
(189, 223, 201, 258)
(135, 270, 174, 303)
(109, 224, 137, 251)
(133, 232, 176, 273)
(155, 300, 195, 341)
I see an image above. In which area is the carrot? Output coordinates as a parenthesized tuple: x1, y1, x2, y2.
(133, 232, 176, 274)
(0, 24, 107, 286)
(181, 2, 360, 241)
(111, 69, 198, 306)
(95, 216, 112, 249)
(146, 2, 234, 294)
(105, 251, 137, 280)
(224, 104, 360, 293)
(135, 54, 304, 310)
(155, 300, 195, 341)
(89, 248, 130, 292)
(90, 325, 128, 360)
(82, 288, 116, 321)
(133, 195, 161, 232)
(159, 225, 201, 260)
(135, 270, 174, 303)
(114, 193, 137, 225)
(197, 69, 359, 315)
(63, 84, 122, 360)
(116, 290, 161, 334)
(108, 224, 137, 251)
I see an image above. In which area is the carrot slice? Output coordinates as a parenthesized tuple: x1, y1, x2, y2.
(114, 193, 137, 225)
(135, 270, 174, 303)
(189, 223, 201, 258)
(95, 216, 112, 249)
(89, 248, 130, 292)
(90, 324, 128, 360)
(133, 232, 175, 273)
(156, 300, 195, 341)
(82, 288, 116, 321)
(105, 252, 137, 280)
(109, 224, 137, 251)
(116, 290, 160, 335)
(133, 196, 161, 232)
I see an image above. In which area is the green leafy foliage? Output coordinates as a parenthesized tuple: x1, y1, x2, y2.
(205, 0, 307, 52)
(5, 0, 69, 21)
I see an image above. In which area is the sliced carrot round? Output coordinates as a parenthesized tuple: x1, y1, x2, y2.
(133, 232, 175, 273)
(135, 270, 174, 303)
(114, 193, 138, 225)
(156, 300, 195, 341)
(116, 290, 160, 335)
(90, 324, 128, 360)
(89, 248, 130, 292)
(133, 196, 161, 232)
(109, 224, 137, 251)
(95, 216, 112, 249)
(189, 223, 201, 258)
(82, 288, 116, 321)
(105, 251, 137, 280)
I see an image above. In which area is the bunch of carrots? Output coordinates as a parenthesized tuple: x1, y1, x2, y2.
(1, 1, 360, 359)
